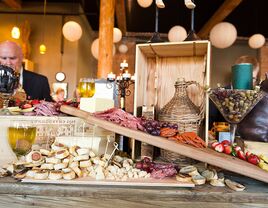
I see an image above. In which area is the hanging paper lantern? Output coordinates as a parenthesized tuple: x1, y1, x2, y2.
(11, 26, 20, 39)
(248, 34, 266, 49)
(118, 44, 128, 53)
(137, 0, 153, 8)
(168, 25, 187, 42)
(210, 22, 237, 49)
(62, 21, 82, 42)
(113, 28, 122, 43)
(39, 44, 46, 54)
(91, 38, 116, 60)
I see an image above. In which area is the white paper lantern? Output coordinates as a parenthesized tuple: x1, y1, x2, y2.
(137, 0, 153, 8)
(118, 44, 128, 53)
(168, 26, 187, 42)
(210, 22, 237, 49)
(248, 34, 266, 49)
(62, 21, 82, 42)
(91, 38, 116, 60)
(113, 28, 122, 43)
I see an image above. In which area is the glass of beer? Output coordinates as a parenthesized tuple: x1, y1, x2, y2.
(8, 121, 37, 157)
(78, 78, 96, 98)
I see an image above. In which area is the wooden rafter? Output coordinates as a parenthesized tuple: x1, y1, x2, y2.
(115, 0, 127, 35)
(198, 0, 243, 39)
(2, 0, 21, 9)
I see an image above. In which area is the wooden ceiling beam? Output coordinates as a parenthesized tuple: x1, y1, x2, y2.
(197, 0, 243, 39)
(2, 0, 21, 10)
(115, 0, 127, 35)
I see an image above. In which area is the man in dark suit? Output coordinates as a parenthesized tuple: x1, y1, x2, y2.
(0, 41, 52, 101)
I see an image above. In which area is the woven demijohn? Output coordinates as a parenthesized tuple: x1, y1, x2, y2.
(158, 78, 203, 164)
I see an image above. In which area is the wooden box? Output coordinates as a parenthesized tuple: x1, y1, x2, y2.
(133, 41, 211, 144)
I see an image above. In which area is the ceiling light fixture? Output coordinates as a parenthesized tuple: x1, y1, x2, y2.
(11, 26, 20, 39)
(62, 20, 82, 42)
(39, 0, 47, 54)
(11, 15, 20, 39)
(55, 16, 66, 82)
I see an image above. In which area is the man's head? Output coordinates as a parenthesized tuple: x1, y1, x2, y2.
(0, 41, 23, 72)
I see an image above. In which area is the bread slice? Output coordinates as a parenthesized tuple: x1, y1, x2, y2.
(179, 166, 198, 176)
(191, 175, 206, 185)
(225, 179, 245, 191)
(176, 173, 192, 183)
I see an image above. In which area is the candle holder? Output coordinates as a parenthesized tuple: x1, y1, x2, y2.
(106, 62, 135, 110)
(106, 61, 135, 154)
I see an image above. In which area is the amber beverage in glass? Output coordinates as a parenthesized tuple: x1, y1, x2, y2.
(8, 122, 36, 156)
(78, 78, 95, 98)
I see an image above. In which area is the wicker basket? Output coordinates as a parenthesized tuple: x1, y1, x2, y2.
(158, 78, 204, 164)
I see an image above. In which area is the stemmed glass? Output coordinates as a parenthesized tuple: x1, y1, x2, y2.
(0, 65, 20, 113)
(209, 88, 264, 144)
(8, 121, 37, 157)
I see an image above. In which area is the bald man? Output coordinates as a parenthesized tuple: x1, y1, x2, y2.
(0, 41, 52, 101)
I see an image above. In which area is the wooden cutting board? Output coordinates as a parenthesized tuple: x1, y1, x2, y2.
(22, 177, 194, 187)
(60, 105, 268, 184)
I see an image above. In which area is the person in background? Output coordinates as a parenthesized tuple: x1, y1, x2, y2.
(52, 88, 65, 102)
(209, 55, 260, 129)
(0, 40, 52, 101)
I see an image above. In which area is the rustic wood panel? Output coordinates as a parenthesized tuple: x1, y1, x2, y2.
(259, 45, 268, 80)
(60, 105, 268, 184)
(0, 195, 267, 208)
(115, 0, 127, 35)
(2, 0, 21, 9)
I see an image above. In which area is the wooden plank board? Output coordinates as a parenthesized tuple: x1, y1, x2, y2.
(60, 105, 268, 184)
(22, 177, 194, 187)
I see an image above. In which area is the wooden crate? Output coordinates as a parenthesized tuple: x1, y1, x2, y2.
(133, 41, 211, 148)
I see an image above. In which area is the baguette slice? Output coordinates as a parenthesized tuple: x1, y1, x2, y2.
(225, 179, 245, 191)
(34, 170, 49, 180)
(192, 175, 206, 185)
(176, 173, 192, 183)
(63, 170, 76, 180)
(179, 166, 198, 176)
(210, 178, 225, 187)
(48, 170, 63, 180)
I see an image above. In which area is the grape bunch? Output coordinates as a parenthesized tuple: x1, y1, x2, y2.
(140, 118, 178, 136)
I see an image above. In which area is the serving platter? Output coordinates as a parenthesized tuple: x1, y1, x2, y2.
(22, 177, 194, 187)
(60, 105, 268, 184)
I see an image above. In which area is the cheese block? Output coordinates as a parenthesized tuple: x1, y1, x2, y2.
(79, 97, 114, 113)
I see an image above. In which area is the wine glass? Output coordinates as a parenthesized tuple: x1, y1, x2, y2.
(8, 121, 37, 157)
(0, 65, 20, 113)
(209, 88, 264, 144)
(78, 78, 95, 98)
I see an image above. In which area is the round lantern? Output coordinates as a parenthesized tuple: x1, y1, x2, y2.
(11, 26, 20, 39)
(39, 44, 46, 54)
(168, 25, 187, 42)
(209, 22, 237, 49)
(137, 0, 153, 8)
(118, 44, 128, 53)
(62, 21, 82, 42)
(113, 28, 122, 43)
(91, 38, 116, 60)
(248, 34, 266, 49)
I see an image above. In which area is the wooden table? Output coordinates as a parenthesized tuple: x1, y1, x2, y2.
(0, 173, 267, 208)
